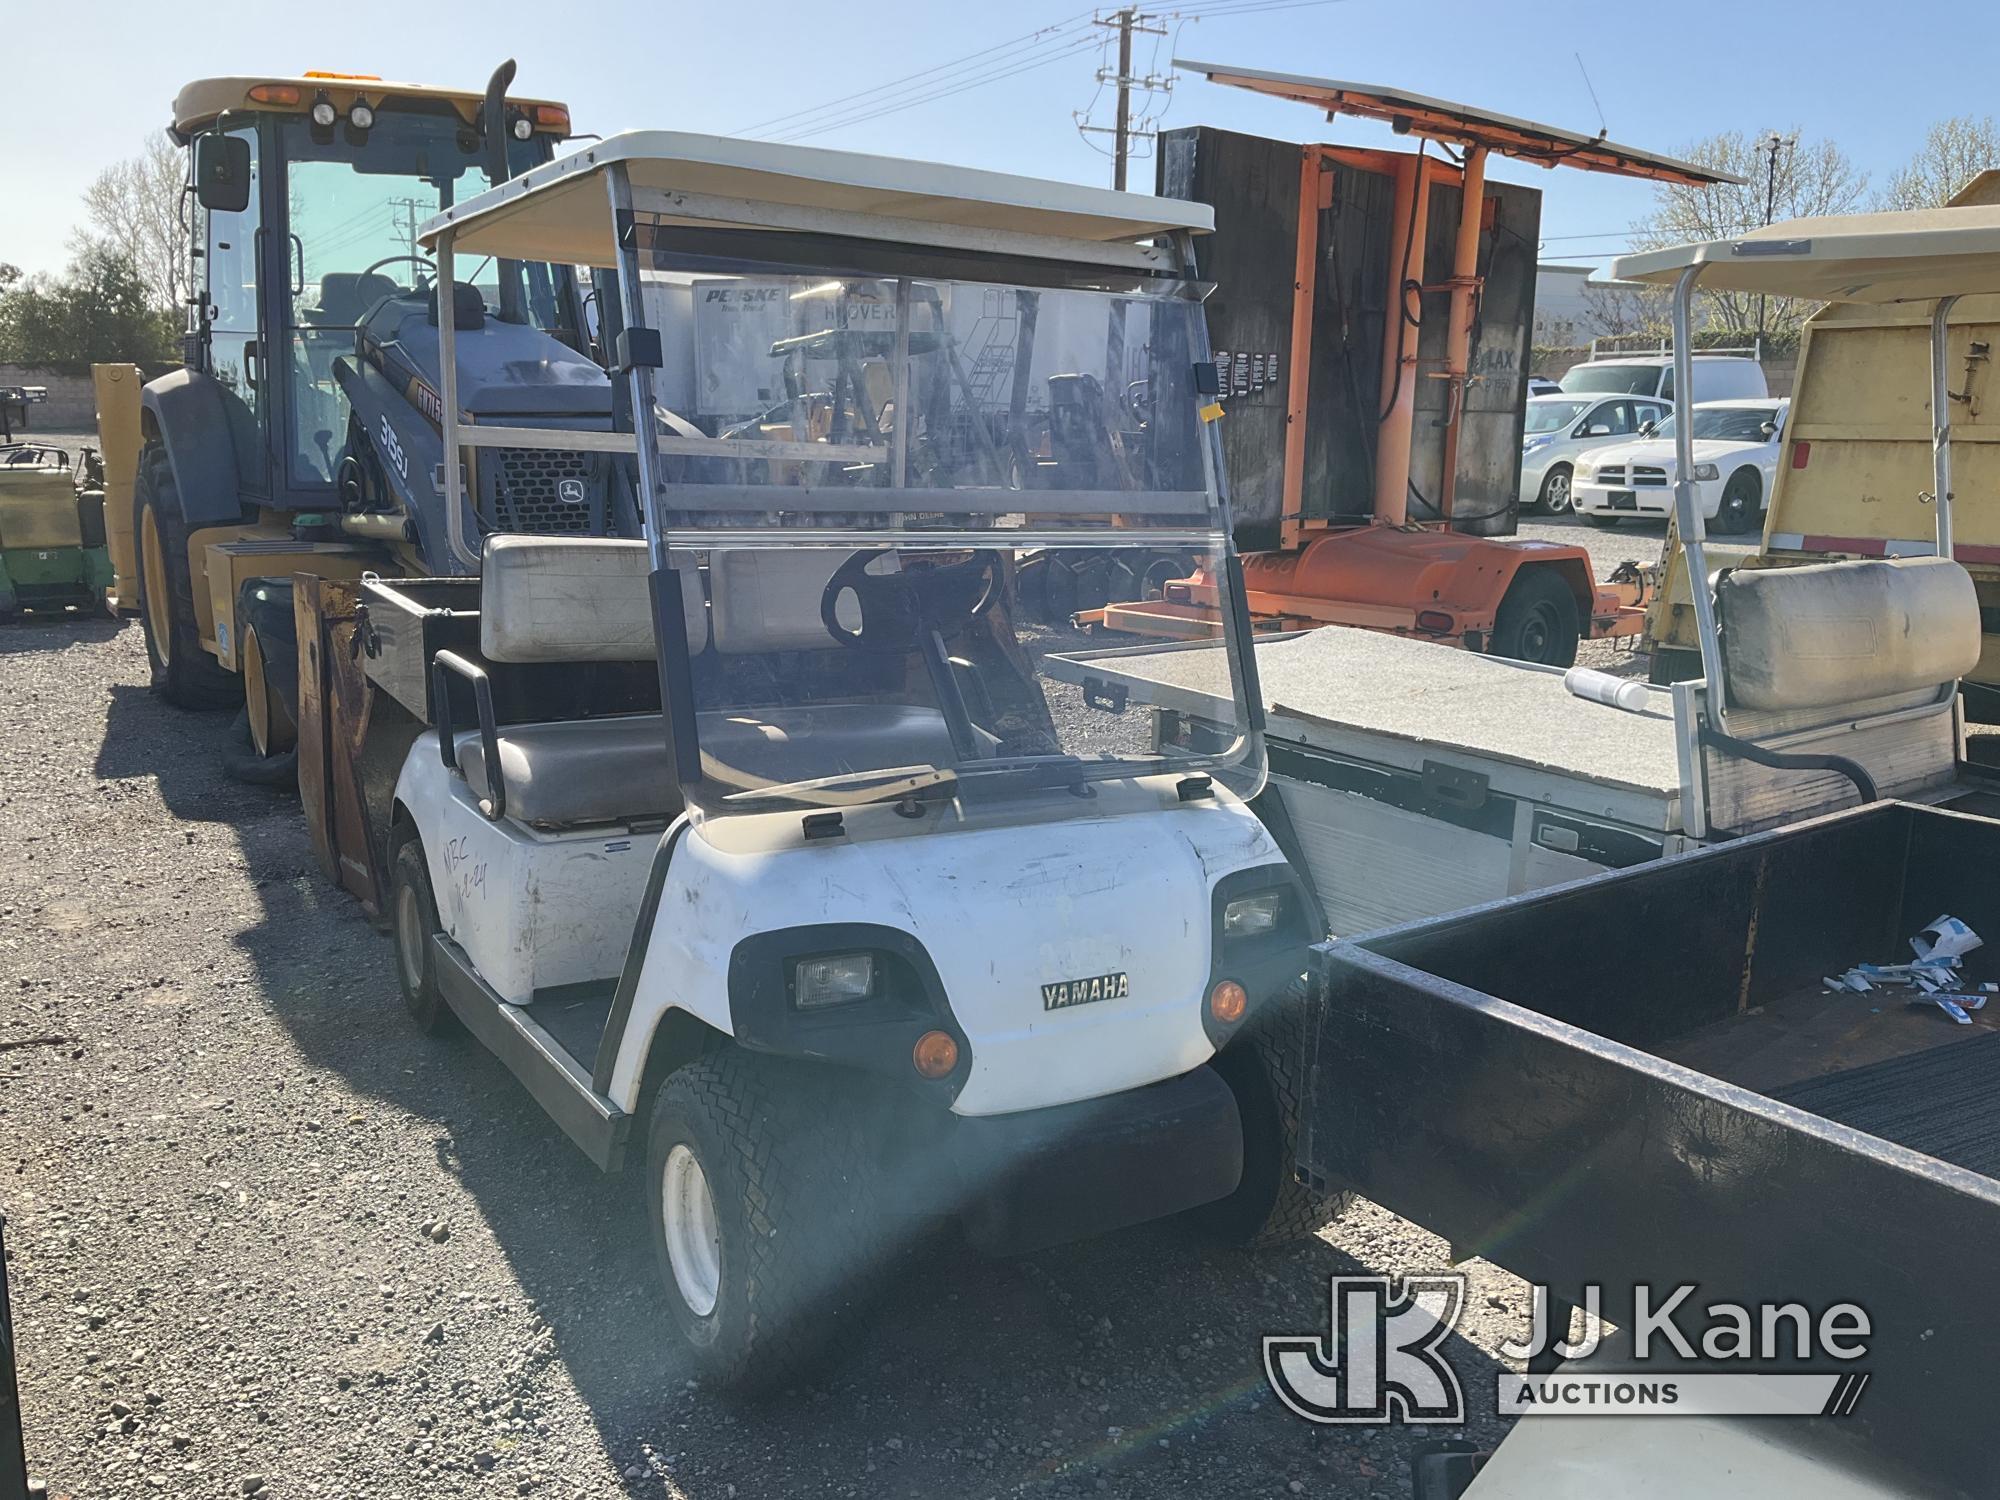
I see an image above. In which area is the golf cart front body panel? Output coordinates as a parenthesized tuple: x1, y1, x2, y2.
(609, 794, 1289, 1117)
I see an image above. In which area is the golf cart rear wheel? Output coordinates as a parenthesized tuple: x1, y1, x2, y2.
(1191, 977, 1353, 1248)
(390, 835, 455, 1035)
(645, 1050, 889, 1390)
(133, 444, 243, 710)
(1491, 569, 1580, 668)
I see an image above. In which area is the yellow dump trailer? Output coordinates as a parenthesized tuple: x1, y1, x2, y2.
(1644, 172, 2000, 702)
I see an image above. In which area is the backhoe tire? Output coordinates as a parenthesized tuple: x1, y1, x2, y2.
(1190, 979, 1353, 1249)
(390, 835, 456, 1035)
(646, 1050, 891, 1390)
(134, 444, 242, 710)
(221, 708, 299, 789)
(1491, 569, 1580, 668)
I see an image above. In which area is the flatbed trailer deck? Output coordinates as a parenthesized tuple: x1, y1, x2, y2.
(1050, 626, 1994, 936)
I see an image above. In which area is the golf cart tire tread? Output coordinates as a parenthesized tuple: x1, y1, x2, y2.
(648, 1050, 888, 1390)
(1196, 981, 1352, 1249)
(134, 444, 243, 710)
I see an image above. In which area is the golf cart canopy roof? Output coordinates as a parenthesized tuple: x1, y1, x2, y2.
(1611, 203, 2000, 303)
(418, 130, 1214, 270)
(1176, 59, 1742, 187)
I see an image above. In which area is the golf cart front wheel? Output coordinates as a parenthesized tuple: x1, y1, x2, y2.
(645, 1050, 890, 1389)
(1190, 978, 1353, 1249)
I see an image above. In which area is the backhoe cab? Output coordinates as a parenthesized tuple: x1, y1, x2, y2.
(112, 66, 594, 764)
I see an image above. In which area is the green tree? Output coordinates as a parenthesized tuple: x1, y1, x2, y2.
(0, 245, 176, 367)
(1878, 116, 2000, 210)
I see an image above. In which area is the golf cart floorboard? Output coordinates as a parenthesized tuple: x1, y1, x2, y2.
(1659, 983, 2000, 1177)
(522, 983, 617, 1073)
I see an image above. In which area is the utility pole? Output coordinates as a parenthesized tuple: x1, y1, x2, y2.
(1755, 131, 1797, 339)
(1080, 9, 1167, 190)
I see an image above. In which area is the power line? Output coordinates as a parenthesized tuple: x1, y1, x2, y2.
(733, 12, 1096, 138)
(773, 37, 1106, 143)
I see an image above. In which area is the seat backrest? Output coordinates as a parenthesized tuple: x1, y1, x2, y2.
(1718, 555, 1980, 713)
(708, 548, 867, 654)
(479, 535, 707, 662)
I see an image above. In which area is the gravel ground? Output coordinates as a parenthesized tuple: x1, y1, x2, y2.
(0, 616, 1544, 1499)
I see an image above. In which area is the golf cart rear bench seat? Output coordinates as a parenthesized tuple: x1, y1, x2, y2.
(445, 536, 954, 826)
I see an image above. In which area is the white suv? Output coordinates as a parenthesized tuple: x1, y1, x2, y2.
(1519, 393, 1670, 515)
(1572, 398, 1790, 534)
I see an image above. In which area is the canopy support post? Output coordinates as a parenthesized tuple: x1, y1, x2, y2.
(1671, 263, 1731, 725)
(606, 162, 702, 796)
(1931, 294, 1960, 559)
(438, 228, 478, 571)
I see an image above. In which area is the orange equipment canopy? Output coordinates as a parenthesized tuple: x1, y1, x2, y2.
(1175, 59, 1744, 187)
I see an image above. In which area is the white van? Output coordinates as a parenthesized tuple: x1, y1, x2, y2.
(1559, 353, 1767, 404)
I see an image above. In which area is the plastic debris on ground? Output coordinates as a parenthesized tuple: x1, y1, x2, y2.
(1823, 915, 1996, 1024)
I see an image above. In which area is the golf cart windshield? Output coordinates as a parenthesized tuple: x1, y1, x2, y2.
(677, 538, 1260, 814)
(634, 256, 1253, 812)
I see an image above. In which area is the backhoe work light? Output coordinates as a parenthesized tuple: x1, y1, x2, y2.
(1221, 890, 1285, 939)
(532, 104, 571, 133)
(249, 84, 302, 106)
(792, 952, 875, 1009)
(310, 93, 338, 128)
(510, 111, 534, 141)
(348, 99, 376, 132)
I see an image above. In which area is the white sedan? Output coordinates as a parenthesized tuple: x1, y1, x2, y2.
(1572, 398, 1790, 534)
(1518, 393, 1670, 514)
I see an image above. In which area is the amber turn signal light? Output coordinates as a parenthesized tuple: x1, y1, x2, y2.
(1208, 979, 1248, 1025)
(912, 1030, 959, 1079)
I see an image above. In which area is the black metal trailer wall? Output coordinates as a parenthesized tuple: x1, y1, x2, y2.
(1158, 126, 1539, 548)
(1305, 802, 2000, 1498)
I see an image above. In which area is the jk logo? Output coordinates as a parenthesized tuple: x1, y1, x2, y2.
(1264, 1275, 1466, 1424)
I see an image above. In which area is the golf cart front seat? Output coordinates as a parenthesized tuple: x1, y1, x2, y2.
(452, 537, 958, 826)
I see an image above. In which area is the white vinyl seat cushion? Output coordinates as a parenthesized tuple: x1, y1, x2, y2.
(455, 704, 960, 826)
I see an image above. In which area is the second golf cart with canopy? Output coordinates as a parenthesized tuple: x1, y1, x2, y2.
(362, 132, 1333, 1384)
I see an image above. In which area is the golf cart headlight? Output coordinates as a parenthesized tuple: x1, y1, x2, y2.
(1222, 890, 1285, 939)
(792, 952, 875, 1009)
(1691, 462, 1719, 481)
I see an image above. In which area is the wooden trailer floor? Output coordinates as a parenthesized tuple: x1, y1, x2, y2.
(1661, 983, 2000, 1176)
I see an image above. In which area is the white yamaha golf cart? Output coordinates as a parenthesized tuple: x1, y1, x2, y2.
(371, 133, 1335, 1385)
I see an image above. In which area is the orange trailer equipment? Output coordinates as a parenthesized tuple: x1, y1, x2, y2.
(1091, 63, 1741, 665)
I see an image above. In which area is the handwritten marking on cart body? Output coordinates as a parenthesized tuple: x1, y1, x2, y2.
(442, 837, 487, 903)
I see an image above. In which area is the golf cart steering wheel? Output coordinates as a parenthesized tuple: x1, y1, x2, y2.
(361, 254, 438, 284)
(820, 548, 1003, 649)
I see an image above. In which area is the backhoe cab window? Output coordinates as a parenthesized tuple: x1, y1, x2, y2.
(280, 112, 565, 484)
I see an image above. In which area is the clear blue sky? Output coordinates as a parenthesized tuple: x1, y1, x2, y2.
(8, 0, 1996, 281)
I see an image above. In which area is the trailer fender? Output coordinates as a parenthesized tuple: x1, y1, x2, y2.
(140, 369, 246, 527)
(1506, 553, 1595, 622)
